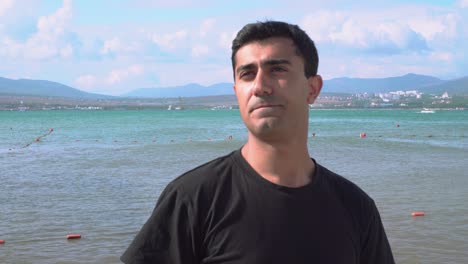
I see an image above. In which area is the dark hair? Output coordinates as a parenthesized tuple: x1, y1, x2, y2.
(231, 20, 319, 79)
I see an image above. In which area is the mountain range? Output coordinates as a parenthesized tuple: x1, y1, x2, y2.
(124, 82, 234, 98)
(0, 77, 113, 99)
(1, 73, 467, 99)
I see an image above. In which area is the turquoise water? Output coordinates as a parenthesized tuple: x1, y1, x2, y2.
(0, 109, 467, 263)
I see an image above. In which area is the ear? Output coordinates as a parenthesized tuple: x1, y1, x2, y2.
(306, 75, 323, 104)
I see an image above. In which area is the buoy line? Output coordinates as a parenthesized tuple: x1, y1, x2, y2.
(0, 233, 82, 245)
(21, 128, 54, 149)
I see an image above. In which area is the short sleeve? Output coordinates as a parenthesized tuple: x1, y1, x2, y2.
(360, 201, 395, 264)
(121, 183, 200, 264)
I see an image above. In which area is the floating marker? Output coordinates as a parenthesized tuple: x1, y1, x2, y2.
(411, 211, 425, 217)
(0, 239, 5, 244)
(67, 234, 81, 239)
(359, 132, 367, 138)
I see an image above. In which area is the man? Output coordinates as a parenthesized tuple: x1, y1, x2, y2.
(121, 20, 395, 264)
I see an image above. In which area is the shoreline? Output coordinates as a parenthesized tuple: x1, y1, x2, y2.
(1, 107, 466, 112)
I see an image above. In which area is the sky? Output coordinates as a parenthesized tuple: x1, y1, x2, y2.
(1, 0, 467, 96)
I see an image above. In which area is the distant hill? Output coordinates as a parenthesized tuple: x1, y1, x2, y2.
(419, 76, 468, 95)
(0, 77, 113, 99)
(1, 73, 467, 100)
(125, 73, 468, 98)
(124, 83, 234, 98)
(323, 73, 444, 93)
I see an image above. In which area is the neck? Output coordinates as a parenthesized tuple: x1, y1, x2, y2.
(241, 135, 315, 188)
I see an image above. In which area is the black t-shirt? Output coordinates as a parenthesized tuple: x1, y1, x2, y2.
(121, 149, 395, 264)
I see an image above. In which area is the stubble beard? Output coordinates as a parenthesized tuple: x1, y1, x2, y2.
(247, 117, 287, 142)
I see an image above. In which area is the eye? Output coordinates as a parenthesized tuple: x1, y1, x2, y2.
(239, 71, 254, 80)
(272, 66, 287, 72)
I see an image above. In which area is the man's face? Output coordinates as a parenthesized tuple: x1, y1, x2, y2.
(233, 37, 321, 141)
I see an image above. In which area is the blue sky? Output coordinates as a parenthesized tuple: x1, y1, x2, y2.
(1, 0, 467, 95)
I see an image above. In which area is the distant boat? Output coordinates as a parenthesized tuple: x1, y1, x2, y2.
(167, 104, 183, 110)
(420, 108, 435, 113)
(167, 97, 184, 110)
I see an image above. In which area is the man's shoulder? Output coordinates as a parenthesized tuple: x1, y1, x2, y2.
(316, 163, 375, 212)
(166, 149, 239, 194)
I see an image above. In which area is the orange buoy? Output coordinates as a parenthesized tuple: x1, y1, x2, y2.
(359, 132, 367, 138)
(34, 138, 40, 142)
(411, 211, 425, 217)
(0, 239, 5, 244)
(67, 234, 81, 239)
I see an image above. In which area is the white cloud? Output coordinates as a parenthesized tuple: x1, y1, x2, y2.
(328, 18, 368, 47)
(191, 44, 209, 58)
(36, 0, 72, 38)
(132, 0, 214, 8)
(409, 13, 459, 41)
(302, 11, 347, 43)
(459, 0, 468, 8)
(75, 74, 98, 90)
(199, 18, 216, 37)
(60, 44, 73, 58)
(100, 37, 141, 55)
(106, 64, 144, 84)
(152, 30, 188, 50)
(0, 36, 21, 58)
(302, 10, 429, 54)
(74, 64, 146, 93)
(429, 51, 454, 62)
(101, 37, 121, 55)
(0, 0, 14, 17)
(219, 31, 236, 50)
(321, 55, 421, 79)
(1, 0, 75, 60)
(152, 62, 232, 87)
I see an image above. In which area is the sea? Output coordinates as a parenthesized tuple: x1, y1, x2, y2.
(0, 109, 467, 264)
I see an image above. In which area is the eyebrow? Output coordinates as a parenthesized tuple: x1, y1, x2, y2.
(236, 59, 291, 75)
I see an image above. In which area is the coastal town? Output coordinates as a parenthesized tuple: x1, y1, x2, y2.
(313, 90, 465, 109)
(1, 89, 465, 111)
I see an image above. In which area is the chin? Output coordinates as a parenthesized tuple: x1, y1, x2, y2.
(249, 120, 284, 138)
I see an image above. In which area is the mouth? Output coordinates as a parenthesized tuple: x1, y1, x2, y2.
(250, 104, 282, 113)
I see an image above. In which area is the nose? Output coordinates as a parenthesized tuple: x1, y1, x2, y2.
(252, 70, 272, 96)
